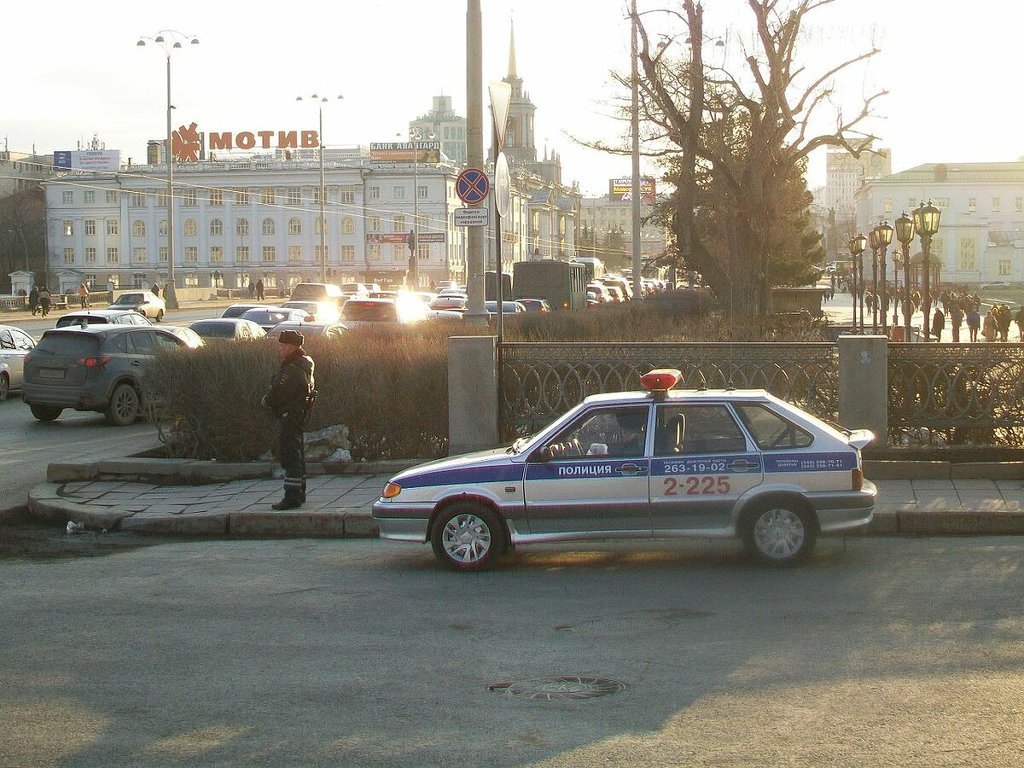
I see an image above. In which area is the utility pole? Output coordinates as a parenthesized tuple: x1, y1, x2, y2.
(465, 0, 487, 322)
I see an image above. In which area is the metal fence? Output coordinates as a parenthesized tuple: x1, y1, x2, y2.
(501, 341, 1024, 449)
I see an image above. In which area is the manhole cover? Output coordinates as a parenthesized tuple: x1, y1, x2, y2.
(501, 676, 625, 700)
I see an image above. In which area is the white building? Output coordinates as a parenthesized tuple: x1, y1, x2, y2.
(824, 143, 891, 216)
(854, 161, 1024, 287)
(0, 149, 52, 196)
(579, 191, 668, 269)
(410, 95, 467, 166)
(42, 152, 470, 293)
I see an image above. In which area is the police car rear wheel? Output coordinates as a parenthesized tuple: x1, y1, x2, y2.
(742, 501, 816, 566)
(431, 503, 506, 571)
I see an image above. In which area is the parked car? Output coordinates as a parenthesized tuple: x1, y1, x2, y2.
(340, 282, 370, 299)
(239, 307, 313, 332)
(267, 321, 347, 340)
(56, 309, 154, 328)
(22, 325, 201, 425)
(288, 282, 345, 306)
(373, 368, 876, 571)
(189, 318, 267, 342)
(0, 324, 36, 401)
(221, 303, 265, 319)
(428, 295, 469, 312)
(159, 326, 206, 349)
(109, 291, 166, 321)
(281, 300, 340, 323)
(484, 300, 527, 317)
(517, 298, 552, 313)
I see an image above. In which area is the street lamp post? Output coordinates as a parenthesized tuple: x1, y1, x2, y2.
(137, 31, 199, 311)
(874, 220, 894, 337)
(849, 234, 867, 332)
(892, 249, 902, 329)
(913, 200, 942, 341)
(868, 227, 880, 332)
(297, 95, 342, 285)
(894, 211, 915, 342)
(406, 127, 434, 289)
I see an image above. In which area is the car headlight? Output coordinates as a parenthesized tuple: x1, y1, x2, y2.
(381, 482, 402, 499)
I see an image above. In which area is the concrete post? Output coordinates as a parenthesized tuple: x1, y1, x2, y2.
(448, 335, 498, 454)
(838, 334, 888, 445)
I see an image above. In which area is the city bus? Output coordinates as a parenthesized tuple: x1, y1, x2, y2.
(512, 260, 588, 311)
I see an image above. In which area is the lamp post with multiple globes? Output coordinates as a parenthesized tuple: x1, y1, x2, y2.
(912, 201, 942, 341)
(894, 211, 916, 342)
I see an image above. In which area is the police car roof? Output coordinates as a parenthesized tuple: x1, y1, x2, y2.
(581, 388, 772, 406)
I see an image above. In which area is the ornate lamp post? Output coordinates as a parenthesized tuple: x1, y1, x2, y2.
(867, 227, 880, 332)
(137, 30, 199, 311)
(874, 220, 893, 337)
(849, 234, 867, 332)
(894, 211, 915, 342)
(405, 127, 435, 289)
(912, 200, 942, 341)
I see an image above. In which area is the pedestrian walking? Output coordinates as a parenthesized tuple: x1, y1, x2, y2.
(255, 279, 265, 301)
(1016, 306, 1024, 341)
(966, 307, 981, 342)
(37, 287, 51, 317)
(950, 304, 964, 343)
(28, 285, 39, 316)
(261, 330, 315, 510)
(77, 282, 90, 309)
(931, 307, 945, 341)
(983, 309, 997, 342)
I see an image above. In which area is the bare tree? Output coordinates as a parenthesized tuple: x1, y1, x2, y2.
(628, 0, 885, 315)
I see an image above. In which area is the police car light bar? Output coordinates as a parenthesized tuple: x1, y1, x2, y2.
(640, 368, 682, 393)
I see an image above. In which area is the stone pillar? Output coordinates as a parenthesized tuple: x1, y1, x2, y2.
(448, 335, 497, 454)
(838, 334, 888, 445)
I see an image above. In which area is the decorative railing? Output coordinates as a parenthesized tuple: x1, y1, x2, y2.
(501, 341, 1024, 449)
(887, 343, 1024, 446)
(500, 342, 839, 438)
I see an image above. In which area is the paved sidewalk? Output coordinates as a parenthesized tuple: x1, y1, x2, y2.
(26, 460, 1024, 538)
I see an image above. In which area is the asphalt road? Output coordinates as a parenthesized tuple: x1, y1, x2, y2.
(2, 535, 1023, 767)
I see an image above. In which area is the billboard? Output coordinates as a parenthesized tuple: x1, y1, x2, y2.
(610, 176, 656, 203)
(54, 150, 121, 172)
(369, 141, 442, 163)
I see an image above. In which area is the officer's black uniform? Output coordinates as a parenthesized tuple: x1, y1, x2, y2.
(261, 330, 315, 510)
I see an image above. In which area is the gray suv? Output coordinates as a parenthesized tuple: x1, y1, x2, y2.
(22, 326, 198, 425)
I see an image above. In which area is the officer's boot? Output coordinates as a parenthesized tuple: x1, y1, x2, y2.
(300, 480, 307, 503)
(272, 478, 304, 510)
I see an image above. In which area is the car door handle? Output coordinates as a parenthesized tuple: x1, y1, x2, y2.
(130, 360, 142, 366)
(617, 463, 647, 476)
(729, 459, 759, 470)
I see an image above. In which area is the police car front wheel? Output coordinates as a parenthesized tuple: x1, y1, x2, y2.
(431, 503, 507, 571)
(741, 500, 817, 566)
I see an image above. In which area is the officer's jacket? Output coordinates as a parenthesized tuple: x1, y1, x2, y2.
(263, 350, 315, 425)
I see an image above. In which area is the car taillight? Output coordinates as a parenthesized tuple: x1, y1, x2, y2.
(79, 355, 112, 369)
(852, 467, 863, 491)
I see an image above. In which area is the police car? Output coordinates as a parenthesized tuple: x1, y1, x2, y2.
(372, 369, 876, 571)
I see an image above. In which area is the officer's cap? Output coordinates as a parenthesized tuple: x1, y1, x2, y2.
(278, 329, 304, 346)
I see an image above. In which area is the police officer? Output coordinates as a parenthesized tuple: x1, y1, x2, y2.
(261, 330, 315, 510)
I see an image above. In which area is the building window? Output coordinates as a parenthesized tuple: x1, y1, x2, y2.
(393, 216, 405, 232)
(234, 188, 250, 205)
(883, 198, 892, 214)
(209, 189, 223, 206)
(132, 220, 146, 237)
(959, 238, 975, 270)
(287, 187, 301, 205)
(340, 187, 355, 204)
(156, 190, 168, 208)
(210, 219, 223, 236)
(341, 245, 355, 262)
(106, 247, 119, 264)
(210, 246, 224, 263)
(131, 192, 146, 208)
(103, 218, 116, 236)
(391, 244, 404, 263)
(999, 259, 1011, 276)
(369, 216, 380, 232)
(418, 184, 428, 200)
(262, 245, 276, 263)
(260, 187, 275, 205)
(64, 220, 75, 237)
(132, 272, 147, 288)
(394, 186, 405, 200)
(63, 247, 75, 264)
(106, 190, 119, 204)
(262, 218, 276, 236)
(368, 243, 380, 262)
(184, 219, 198, 237)
(185, 246, 198, 263)
(315, 218, 324, 235)
(235, 246, 250, 263)
(342, 217, 355, 234)
(1016, 198, 1024, 213)
(159, 247, 168, 263)
(993, 197, 1002, 213)
(967, 197, 977, 212)
(236, 218, 250, 236)
(62, 191, 74, 204)
(315, 245, 328, 263)
(83, 191, 95, 204)
(159, 220, 168, 236)
(85, 247, 96, 264)
(107, 274, 119, 289)
(133, 246, 147, 263)
(182, 189, 197, 207)
(288, 218, 301, 235)
(184, 272, 199, 287)
(312, 186, 323, 204)
(84, 220, 96, 236)
(288, 245, 302, 262)
(368, 186, 380, 200)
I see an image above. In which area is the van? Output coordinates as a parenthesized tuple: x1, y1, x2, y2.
(289, 282, 344, 305)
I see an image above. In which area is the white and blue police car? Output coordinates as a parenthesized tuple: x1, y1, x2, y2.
(372, 369, 876, 571)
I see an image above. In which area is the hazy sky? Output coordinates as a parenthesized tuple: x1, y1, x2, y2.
(4, 1, 1022, 196)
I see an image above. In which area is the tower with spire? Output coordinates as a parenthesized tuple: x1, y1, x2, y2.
(501, 21, 537, 168)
